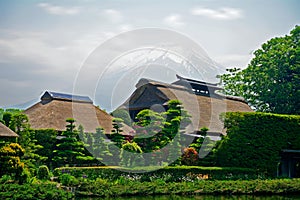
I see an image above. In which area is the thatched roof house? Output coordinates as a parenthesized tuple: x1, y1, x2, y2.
(0, 122, 19, 138)
(24, 91, 133, 134)
(119, 75, 253, 135)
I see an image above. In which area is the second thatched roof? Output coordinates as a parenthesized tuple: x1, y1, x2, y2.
(119, 76, 253, 135)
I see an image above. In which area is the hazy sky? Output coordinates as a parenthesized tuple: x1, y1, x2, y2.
(0, 0, 299, 110)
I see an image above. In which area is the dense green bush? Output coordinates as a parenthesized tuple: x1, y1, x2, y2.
(54, 166, 260, 181)
(59, 173, 79, 186)
(0, 143, 26, 182)
(37, 165, 50, 180)
(0, 182, 74, 200)
(34, 129, 58, 167)
(216, 112, 300, 176)
(76, 178, 300, 197)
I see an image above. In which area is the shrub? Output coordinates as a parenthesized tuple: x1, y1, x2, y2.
(37, 165, 50, 180)
(0, 143, 26, 181)
(54, 166, 260, 181)
(59, 173, 79, 186)
(18, 168, 31, 184)
(181, 147, 199, 166)
(0, 183, 74, 199)
(0, 175, 13, 184)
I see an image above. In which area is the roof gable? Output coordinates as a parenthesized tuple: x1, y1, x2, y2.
(41, 91, 93, 104)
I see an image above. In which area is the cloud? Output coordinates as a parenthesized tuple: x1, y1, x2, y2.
(191, 7, 243, 20)
(215, 54, 252, 68)
(37, 3, 80, 15)
(103, 9, 123, 23)
(119, 24, 133, 32)
(0, 29, 114, 106)
(164, 14, 184, 27)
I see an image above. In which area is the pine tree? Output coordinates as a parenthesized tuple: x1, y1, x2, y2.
(111, 118, 125, 148)
(93, 127, 112, 162)
(53, 118, 93, 167)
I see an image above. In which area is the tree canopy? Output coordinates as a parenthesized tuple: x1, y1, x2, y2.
(219, 25, 300, 114)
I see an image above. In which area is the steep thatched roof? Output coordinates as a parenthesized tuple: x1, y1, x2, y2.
(0, 122, 19, 137)
(120, 76, 253, 135)
(24, 91, 134, 135)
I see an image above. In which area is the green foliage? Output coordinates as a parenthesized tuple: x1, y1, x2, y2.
(80, 127, 113, 164)
(111, 118, 125, 149)
(219, 26, 300, 114)
(53, 118, 94, 167)
(37, 165, 50, 180)
(215, 112, 300, 176)
(0, 183, 74, 199)
(0, 109, 22, 126)
(18, 168, 31, 184)
(2, 112, 12, 127)
(0, 108, 4, 120)
(59, 173, 79, 186)
(133, 109, 166, 154)
(112, 117, 124, 135)
(111, 109, 132, 126)
(9, 113, 29, 133)
(76, 178, 300, 197)
(11, 114, 48, 173)
(120, 141, 143, 167)
(133, 100, 191, 166)
(95, 127, 112, 159)
(34, 129, 58, 167)
(53, 166, 259, 181)
(0, 143, 26, 182)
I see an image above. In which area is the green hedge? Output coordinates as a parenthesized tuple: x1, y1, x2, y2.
(216, 112, 300, 176)
(53, 166, 261, 181)
(76, 178, 300, 197)
(0, 183, 74, 200)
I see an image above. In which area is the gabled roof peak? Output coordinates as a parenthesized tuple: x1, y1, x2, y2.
(41, 91, 93, 104)
(175, 74, 221, 88)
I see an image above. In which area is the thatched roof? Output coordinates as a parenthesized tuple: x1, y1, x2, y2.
(0, 122, 19, 137)
(24, 91, 134, 135)
(120, 76, 253, 135)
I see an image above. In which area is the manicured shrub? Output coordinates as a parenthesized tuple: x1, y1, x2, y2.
(37, 165, 50, 180)
(75, 178, 300, 197)
(54, 166, 260, 181)
(59, 173, 79, 186)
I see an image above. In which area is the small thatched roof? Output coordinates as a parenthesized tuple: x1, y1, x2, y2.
(24, 91, 134, 135)
(0, 122, 19, 137)
(120, 75, 253, 135)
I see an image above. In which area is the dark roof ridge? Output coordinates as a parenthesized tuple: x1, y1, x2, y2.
(41, 91, 93, 104)
(136, 78, 190, 91)
(175, 74, 219, 87)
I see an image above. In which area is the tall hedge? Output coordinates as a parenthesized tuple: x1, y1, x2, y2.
(216, 112, 300, 176)
(53, 166, 259, 181)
